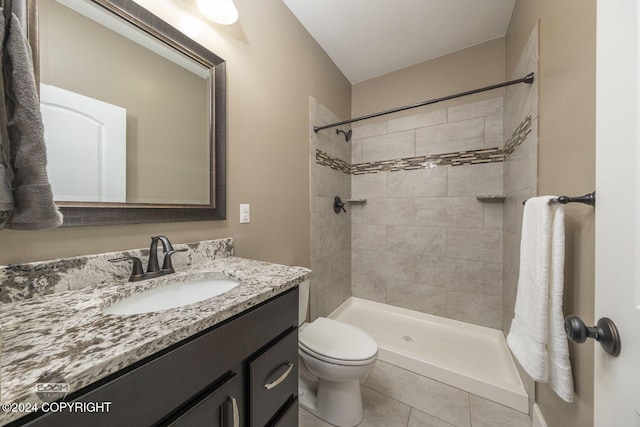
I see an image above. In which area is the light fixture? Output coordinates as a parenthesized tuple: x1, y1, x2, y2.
(196, 0, 238, 25)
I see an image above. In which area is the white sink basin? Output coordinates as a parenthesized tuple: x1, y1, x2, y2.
(103, 278, 240, 315)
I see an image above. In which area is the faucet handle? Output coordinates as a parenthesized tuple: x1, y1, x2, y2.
(109, 256, 144, 282)
(162, 248, 188, 272)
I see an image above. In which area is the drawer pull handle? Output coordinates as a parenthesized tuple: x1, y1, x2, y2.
(225, 396, 239, 427)
(264, 362, 294, 390)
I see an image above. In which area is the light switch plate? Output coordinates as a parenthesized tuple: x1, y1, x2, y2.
(240, 204, 250, 224)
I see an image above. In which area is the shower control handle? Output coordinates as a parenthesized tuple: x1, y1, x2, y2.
(564, 315, 621, 357)
(333, 196, 346, 214)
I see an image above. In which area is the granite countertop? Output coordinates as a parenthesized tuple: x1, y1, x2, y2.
(0, 256, 310, 424)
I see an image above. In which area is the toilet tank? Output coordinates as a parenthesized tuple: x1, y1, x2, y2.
(298, 280, 310, 324)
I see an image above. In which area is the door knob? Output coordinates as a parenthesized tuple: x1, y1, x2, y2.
(564, 315, 621, 357)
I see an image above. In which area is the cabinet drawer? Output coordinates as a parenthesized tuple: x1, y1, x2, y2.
(248, 328, 298, 426)
(270, 397, 298, 427)
(165, 370, 243, 427)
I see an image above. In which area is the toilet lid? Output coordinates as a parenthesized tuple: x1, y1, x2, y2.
(299, 317, 378, 361)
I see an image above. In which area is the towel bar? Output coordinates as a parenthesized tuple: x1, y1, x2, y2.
(522, 191, 595, 206)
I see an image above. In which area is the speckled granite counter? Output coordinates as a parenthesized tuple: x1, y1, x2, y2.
(0, 247, 310, 425)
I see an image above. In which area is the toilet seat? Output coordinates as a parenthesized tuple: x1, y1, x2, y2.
(299, 317, 378, 366)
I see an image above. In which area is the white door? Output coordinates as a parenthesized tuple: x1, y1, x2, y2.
(40, 84, 127, 202)
(594, 0, 640, 425)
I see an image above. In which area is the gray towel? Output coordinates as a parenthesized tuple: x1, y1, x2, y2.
(0, 14, 13, 226)
(2, 12, 62, 229)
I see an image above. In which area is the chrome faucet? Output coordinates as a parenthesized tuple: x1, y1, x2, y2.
(109, 235, 187, 282)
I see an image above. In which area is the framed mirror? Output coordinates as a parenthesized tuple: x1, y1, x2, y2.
(24, 0, 226, 226)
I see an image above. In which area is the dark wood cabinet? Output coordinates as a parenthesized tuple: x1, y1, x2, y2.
(15, 288, 298, 427)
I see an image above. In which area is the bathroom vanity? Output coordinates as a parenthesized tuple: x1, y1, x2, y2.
(19, 289, 299, 427)
(0, 238, 309, 427)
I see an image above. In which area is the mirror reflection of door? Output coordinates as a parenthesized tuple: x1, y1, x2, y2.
(41, 84, 127, 203)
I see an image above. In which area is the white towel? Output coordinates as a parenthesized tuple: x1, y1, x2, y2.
(507, 196, 574, 402)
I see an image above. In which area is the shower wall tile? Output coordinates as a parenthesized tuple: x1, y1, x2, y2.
(388, 109, 447, 133)
(365, 361, 472, 427)
(361, 249, 416, 282)
(485, 113, 504, 148)
(483, 202, 504, 230)
(309, 97, 351, 321)
(359, 198, 415, 226)
(446, 228, 503, 263)
(387, 168, 448, 198)
(448, 97, 503, 123)
(352, 223, 387, 250)
(416, 117, 485, 156)
(352, 121, 388, 139)
(386, 225, 446, 256)
(446, 290, 502, 329)
(362, 130, 416, 163)
(352, 271, 386, 302)
(387, 280, 447, 316)
(425, 256, 482, 289)
(503, 230, 522, 333)
(315, 224, 350, 259)
(312, 99, 351, 162)
(351, 138, 363, 164)
(348, 96, 505, 329)
(312, 161, 350, 197)
(414, 197, 484, 228)
(352, 172, 387, 199)
(447, 162, 503, 197)
(313, 196, 350, 227)
(483, 262, 504, 295)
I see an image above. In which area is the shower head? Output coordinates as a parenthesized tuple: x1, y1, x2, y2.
(336, 128, 352, 142)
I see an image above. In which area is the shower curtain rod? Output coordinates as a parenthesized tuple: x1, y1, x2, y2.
(313, 72, 535, 134)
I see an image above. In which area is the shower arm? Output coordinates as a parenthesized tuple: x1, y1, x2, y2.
(313, 73, 535, 134)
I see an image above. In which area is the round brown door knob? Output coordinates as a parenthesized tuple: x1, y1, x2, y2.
(564, 315, 621, 357)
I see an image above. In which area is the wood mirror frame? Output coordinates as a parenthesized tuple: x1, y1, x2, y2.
(24, 0, 226, 226)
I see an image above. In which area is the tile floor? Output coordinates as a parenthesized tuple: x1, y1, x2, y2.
(299, 360, 531, 427)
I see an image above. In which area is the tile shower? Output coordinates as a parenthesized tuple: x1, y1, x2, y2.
(308, 25, 538, 426)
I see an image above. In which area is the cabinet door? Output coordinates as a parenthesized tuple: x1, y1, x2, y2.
(164, 370, 243, 427)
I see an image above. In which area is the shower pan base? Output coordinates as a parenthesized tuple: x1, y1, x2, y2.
(329, 297, 529, 413)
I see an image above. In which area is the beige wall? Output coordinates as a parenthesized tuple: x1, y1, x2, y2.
(352, 38, 506, 122)
(506, 1, 596, 427)
(0, 0, 351, 267)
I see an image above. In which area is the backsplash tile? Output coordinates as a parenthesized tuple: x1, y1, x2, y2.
(0, 238, 233, 303)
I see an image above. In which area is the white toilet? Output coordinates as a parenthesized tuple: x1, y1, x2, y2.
(297, 280, 378, 427)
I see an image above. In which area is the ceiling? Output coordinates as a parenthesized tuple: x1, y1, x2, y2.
(282, 0, 516, 84)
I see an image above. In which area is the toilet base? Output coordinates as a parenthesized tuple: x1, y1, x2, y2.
(299, 376, 364, 427)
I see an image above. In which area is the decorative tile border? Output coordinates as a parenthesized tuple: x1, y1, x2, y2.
(351, 148, 504, 174)
(315, 114, 532, 175)
(315, 150, 352, 174)
(503, 114, 532, 156)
